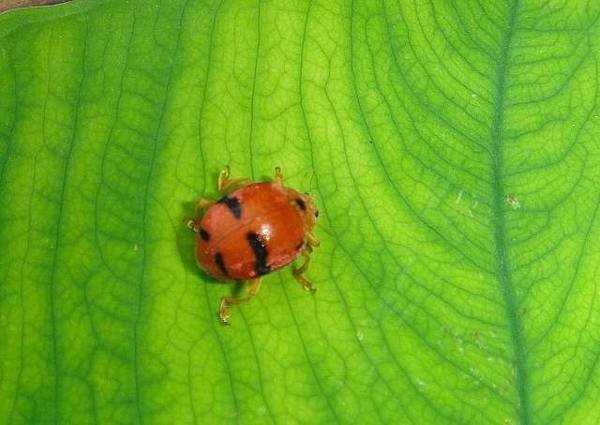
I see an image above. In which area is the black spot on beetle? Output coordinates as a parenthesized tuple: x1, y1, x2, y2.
(315, 210, 319, 218)
(247, 232, 270, 276)
(214, 253, 228, 276)
(217, 196, 242, 219)
(199, 228, 210, 241)
(294, 198, 306, 210)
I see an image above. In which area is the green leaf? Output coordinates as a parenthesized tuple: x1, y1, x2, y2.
(1, 0, 599, 423)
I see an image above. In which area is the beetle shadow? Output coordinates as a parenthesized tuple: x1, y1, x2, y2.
(258, 172, 273, 182)
(176, 200, 203, 274)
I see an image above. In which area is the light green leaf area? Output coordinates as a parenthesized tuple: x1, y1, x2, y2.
(1, 0, 600, 424)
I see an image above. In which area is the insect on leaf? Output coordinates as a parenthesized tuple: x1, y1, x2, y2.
(0, 1, 599, 424)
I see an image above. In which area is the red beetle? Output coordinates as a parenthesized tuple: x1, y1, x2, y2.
(187, 166, 319, 323)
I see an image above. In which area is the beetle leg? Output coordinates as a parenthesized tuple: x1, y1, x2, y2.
(219, 278, 262, 324)
(307, 233, 320, 247)
(195, 198, 215, 216)
(185, 218, 199, 233)
(185, 198, 215, 233)
(293, 251, 317, 293)
(218, 165, 251, 193)
(274, 166, 284, 186)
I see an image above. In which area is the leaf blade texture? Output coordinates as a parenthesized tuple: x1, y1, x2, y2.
(0, 1, 599, 424)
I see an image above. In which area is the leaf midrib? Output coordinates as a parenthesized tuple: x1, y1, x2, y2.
(489, 1, 530, 424)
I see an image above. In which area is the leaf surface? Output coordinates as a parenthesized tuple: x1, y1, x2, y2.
(1, 1, 600, 424)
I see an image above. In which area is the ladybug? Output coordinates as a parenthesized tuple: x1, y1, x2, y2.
(187, 166, 319, 324)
